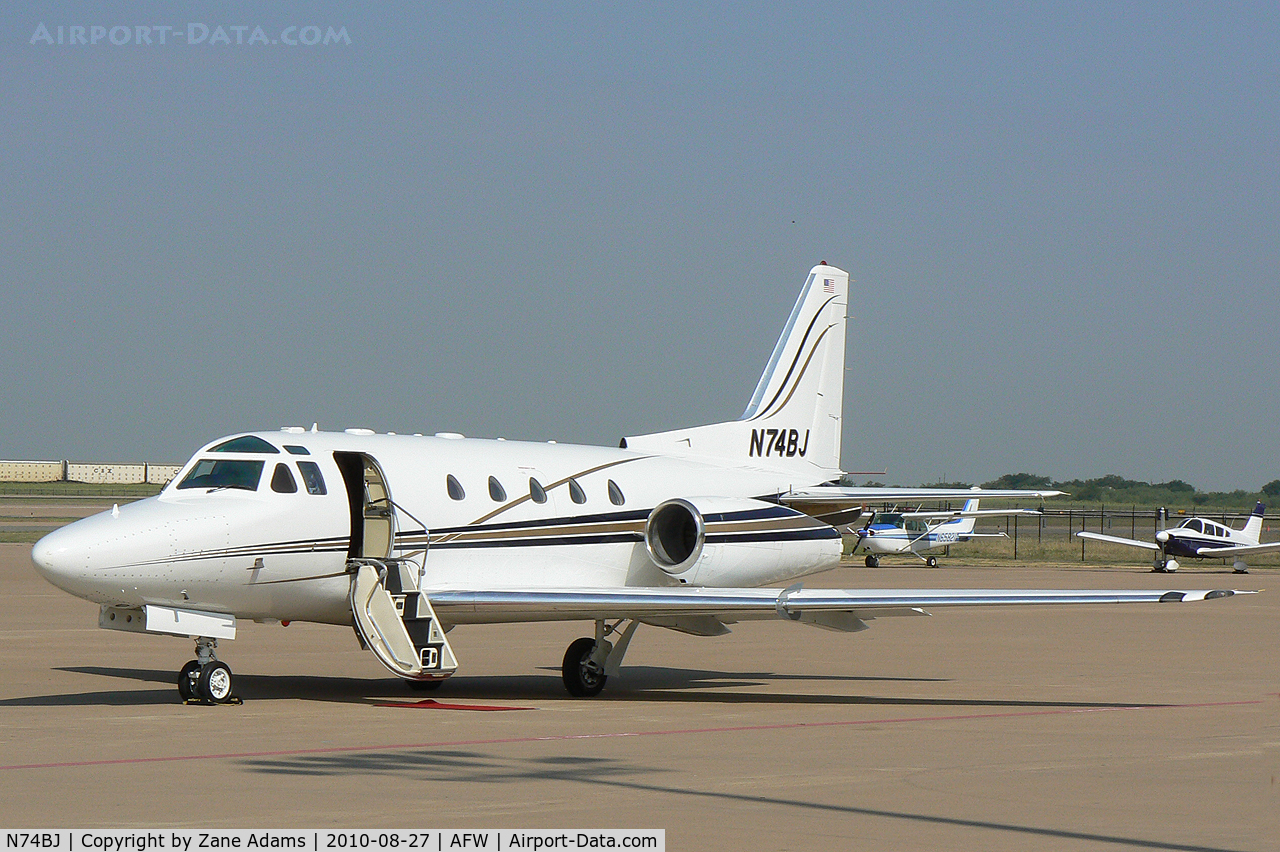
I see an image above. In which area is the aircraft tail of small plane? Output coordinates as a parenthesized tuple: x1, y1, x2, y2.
(1241, 502, 1266, 544)
(623, 262, 849, 474)
(949, 498, 980, 536)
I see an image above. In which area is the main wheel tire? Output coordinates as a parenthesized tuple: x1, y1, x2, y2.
(199, 661, 234, 703)
(864, 555, 879, 568)
(926, 556, 938, 568)
(178, 660, 201, 701)
(408, 678, 444, 691)
(562, 637, 607, 697)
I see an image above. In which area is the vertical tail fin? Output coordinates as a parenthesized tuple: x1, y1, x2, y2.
(1241, 502, 1265, 544)
(951, 498, 980, 535)
(623, 263, 849, 474)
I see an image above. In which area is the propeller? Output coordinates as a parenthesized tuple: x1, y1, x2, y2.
(849, 515, 875, 548)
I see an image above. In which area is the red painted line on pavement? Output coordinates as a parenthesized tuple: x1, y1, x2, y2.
(0, 698, 1262, 772)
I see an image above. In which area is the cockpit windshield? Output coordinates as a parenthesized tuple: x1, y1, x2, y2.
(177, 459, 265, 491)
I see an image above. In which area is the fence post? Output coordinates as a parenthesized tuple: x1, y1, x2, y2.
(1080, 513, 1086, 562)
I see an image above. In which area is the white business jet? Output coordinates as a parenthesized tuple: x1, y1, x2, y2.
(31, 263, 1248, 703)
(1078, 502, 1277, 573)
(853, 496, 1039, 567)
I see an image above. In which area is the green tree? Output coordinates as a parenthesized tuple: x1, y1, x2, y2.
(982, 473, 1053, 489)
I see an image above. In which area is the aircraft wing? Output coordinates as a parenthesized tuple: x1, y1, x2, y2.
(1076, 531, 1161, 552)
(900, 508, 1045, 520)
(427, 585, 1244, 629)
(1194, 540, 1280, 558)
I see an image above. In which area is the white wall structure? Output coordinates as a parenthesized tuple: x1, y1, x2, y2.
(0, 460, 180, 485)
(0, 460, 65, 482)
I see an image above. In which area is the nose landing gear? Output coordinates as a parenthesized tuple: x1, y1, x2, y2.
(178, 637, 241, 704)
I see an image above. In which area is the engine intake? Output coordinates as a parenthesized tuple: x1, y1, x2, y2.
(645, 499, 705, 575)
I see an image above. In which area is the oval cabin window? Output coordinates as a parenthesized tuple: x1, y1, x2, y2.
(488, 476, 507, 502)
(446, 474, 465, 501)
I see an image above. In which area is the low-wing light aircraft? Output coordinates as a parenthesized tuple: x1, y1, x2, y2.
(32, 263, 1250, 703)
(1078, 502, 1278, 573)
(852, 497, 1040, 568)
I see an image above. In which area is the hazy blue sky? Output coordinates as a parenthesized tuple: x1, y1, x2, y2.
(3, 3, 1277, 490)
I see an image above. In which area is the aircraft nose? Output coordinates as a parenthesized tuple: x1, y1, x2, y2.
(31, 524, 87, 592)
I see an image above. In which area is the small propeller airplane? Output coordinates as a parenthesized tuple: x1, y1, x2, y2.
(1078, 502, 1278, 574)
(852, 496, 1042, 567)
(31, 262, 1252, 704)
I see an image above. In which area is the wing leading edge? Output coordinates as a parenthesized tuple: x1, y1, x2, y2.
(1076, 531, 1162, 551)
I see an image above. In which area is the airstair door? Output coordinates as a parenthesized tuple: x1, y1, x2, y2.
(335, 451, 457, 682)
(349, 562, 458, 680)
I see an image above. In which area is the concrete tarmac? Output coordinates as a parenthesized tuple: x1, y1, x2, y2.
(1, 542, 1275, 850)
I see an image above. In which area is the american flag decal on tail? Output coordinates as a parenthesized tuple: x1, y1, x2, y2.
(823, 278, 835, 293)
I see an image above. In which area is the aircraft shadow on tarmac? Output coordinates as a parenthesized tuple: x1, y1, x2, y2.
(0, 664, 1170, 712)
(234, 749, 1245, 852)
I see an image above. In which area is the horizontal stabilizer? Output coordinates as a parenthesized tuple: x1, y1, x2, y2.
(782, 487, 1061, 522)
(1194, 540, 1280, 558)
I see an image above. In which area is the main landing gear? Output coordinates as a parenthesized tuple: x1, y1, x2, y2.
(178, 637, 241, 704)
(561, 620, 638, 697)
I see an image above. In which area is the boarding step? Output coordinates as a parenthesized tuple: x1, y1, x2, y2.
(348, 559, 458, 681)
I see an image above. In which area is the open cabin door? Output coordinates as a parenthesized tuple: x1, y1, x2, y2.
(334, 451, 457, 682)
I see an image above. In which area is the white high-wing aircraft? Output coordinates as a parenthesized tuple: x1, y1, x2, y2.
(32, 263, 1249, 703)
(1078, 502, 1278, 574)
(852, 497, 1040, 568)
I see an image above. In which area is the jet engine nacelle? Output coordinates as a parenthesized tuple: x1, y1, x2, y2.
(644, 496, 841, 587)
(645, 498, 708, 576)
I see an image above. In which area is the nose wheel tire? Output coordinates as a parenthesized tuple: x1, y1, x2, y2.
(178, 660, 201, 700)
(562, 637, 607, 697)
(198, 661, 234, 703)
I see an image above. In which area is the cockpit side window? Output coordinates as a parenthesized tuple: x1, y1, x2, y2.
(210, 436, 280, 454)
(297, 461, 327, 495)
(271, 463, 298, 494)
(177, 459, 265, 491)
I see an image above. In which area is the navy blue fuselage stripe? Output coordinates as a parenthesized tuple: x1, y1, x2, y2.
(425, 504, 798, 537)
(419, 526, 838, 550)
